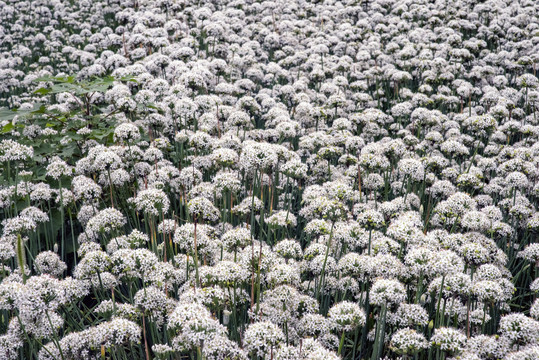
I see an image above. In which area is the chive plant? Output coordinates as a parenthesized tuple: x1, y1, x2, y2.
(0, 0, 539, 359)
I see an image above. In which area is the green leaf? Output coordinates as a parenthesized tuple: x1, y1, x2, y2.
(1, 122, 14, 133)
(34, 142, 54, 155)
(0, 103, 44, 121)
(118, 75, 138, 83)
(33, 87, 52, 95)
(49, 83, 79, 94)
(60, 144, 78, 158)
(93, 130, 109, 140)
(86, 83, 112, 93)
(0, 108, 19, 121)
(34, 75, 54, 82)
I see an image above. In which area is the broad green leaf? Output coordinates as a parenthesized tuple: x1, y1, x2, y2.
(0, 103, 44, 121)
(33, 87, 52, 95)
(1, 122, 14, 133)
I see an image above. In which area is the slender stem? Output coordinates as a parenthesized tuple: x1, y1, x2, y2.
(142, 315, 150, 360)
(16, 234, 26, 283)
(193, 217, 200, 288)
(338, 330, 346, 355)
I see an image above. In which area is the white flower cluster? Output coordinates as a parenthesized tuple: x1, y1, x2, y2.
(133, 188, 170, 216)
(39, 318, 141, 360)
(328, 301, 366, 332)
(0, 0, 539, 359)
(244, 321, 285, 357)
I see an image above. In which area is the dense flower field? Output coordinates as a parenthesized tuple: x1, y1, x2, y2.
(1, 0, 539, 359)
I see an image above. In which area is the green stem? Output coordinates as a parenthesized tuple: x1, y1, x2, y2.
(16, 234, 26, 284)
(338, 330, 346, 355)
(371, 304, 387, 360)
(316, 222, 335, 302)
